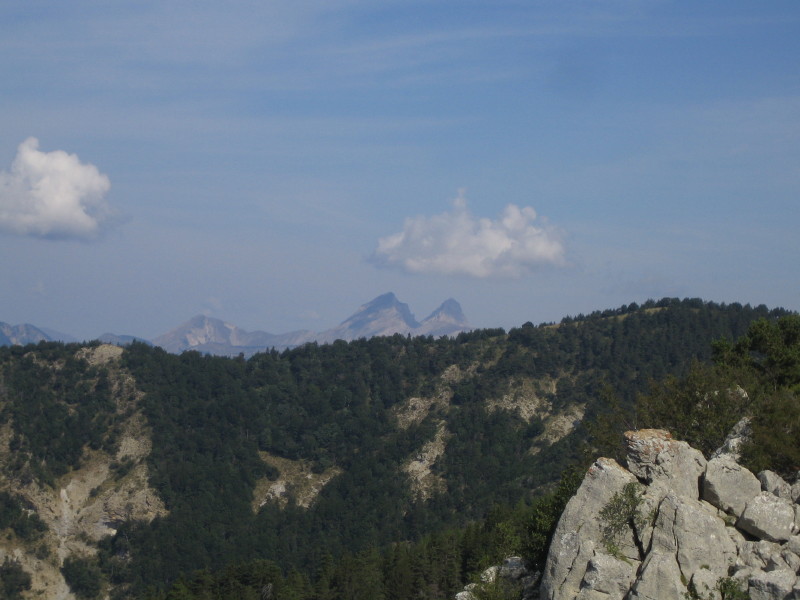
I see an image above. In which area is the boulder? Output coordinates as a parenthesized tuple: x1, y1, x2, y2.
(480, 566, 499, 583)
(738, 492, 797, 542)
(648, 493, 735, 582)
(627, 551, 686, 600)
(787, 535, 800, 556)
(737, 540, 784, 571)
(575, 553, 636, 600)
(498, 556, 529, 580)
(703, 454, 762, 516)
(747, 569, 797, 600)
(710, 415, 751, 461)
(624, 430, 706, 499)
(759, 470, 793, 501)
(690, 568, 721, 600)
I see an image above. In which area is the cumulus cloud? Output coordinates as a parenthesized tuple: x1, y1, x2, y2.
(372, 192, 566, 278)
(0, 138, 113, 240)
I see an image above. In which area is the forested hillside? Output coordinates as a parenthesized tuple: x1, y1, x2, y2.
(0, 298, 792, 599)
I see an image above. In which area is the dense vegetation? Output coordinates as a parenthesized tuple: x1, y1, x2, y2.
(0, 342, 118, 486)
(0, 298, 794, 599)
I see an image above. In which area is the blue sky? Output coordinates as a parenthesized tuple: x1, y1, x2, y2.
(1, 1, 798, 340)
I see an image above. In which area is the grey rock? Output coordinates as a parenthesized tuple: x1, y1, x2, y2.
(711, 415, 751, 461)
(787, 535, 800, 556)
(499, 556, 528, 580)
(649, 493, 735, 582)
(737, 540, 784, 571)
(624, 429, 706, 499)
(760, 471, 793, 501)
(775, 548, 800, 572)
(727, 526, 748, 554)
(480, 566, 499, 583)
(690, 568, 721, 600)
(576, 553, 636, 600)
(704, 455, 762, 516)
(539, 427, 800, 600)
(747, 569, 796, 600)
(791, 480, 800, 504)
(738, 492, 797, 542)
(540, 458, 638, 600)
(627, 551, 686, 600)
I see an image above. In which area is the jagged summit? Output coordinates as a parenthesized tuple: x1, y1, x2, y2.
(418, 298, 470, 337)
(153, 293, 471, 354)
(317, 292, 421, 343)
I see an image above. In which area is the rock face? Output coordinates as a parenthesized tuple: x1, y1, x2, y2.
(540, 429, 800, 600)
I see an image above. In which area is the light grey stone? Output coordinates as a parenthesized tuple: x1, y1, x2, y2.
(777, 548, 800, 572)
(627, 551, 687, 600)
(576, 553, 636, 600)
(791, 480, 800, 504)
(648, 493, 735, 582)
(704, 454, 762, 516)
(540, 458, 638, 600)
(747, 569, 796, 600)
(498, 557, 529, 580)
(738, 492, 797, 542)
(455, 591, 477, 600)
(737, 540, 784, 571)
(727, 525, 747, 554)
(624, 429, 706, 499)
(480, 566, 499, 583)
(540, 428, 800, 600)
(710, 415, 751, 461)
(691, 568, 721, 600)
(787, 535, 800, 556)
(760, 471, 793, 501)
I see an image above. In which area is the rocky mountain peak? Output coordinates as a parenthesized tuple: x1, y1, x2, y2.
(316, 292, 421, 343)
(418, 298, 470, 336)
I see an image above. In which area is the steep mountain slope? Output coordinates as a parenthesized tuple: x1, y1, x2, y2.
(315, 292, 421, 343)
(0, 344, 165, 599)
(0, 321, 51, 346)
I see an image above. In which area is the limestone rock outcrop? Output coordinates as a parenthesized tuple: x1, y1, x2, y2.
(541, 429, 800, 600)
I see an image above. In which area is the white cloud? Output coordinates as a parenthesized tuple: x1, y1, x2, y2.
(372, 192, 566, 278)
(0, 138, 113, 240)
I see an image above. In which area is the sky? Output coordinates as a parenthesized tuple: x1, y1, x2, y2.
(1, 1, 799, 341)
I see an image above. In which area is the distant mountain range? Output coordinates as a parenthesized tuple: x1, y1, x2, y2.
(1, 293, 472, 357)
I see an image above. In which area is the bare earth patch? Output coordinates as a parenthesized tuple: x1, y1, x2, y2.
(536, 403, 587, 451)
(0, 346, 166, 599)
(403, 422, 449, 500)
(486, 378, 554, 422)
(77, 343, 124, 366)
(252, 453, 342, 511)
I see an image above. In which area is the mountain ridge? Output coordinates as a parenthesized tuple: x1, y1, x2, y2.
(0, 293, 472, 355)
